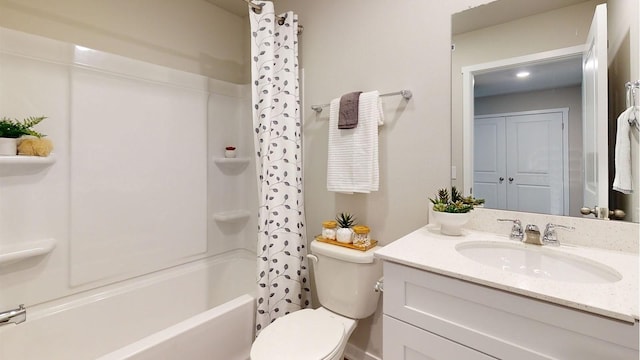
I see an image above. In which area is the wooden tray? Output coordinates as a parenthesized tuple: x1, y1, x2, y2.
(315, 235, 378, 251)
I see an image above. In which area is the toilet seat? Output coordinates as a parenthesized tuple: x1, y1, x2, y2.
(250, 309, 346, 360)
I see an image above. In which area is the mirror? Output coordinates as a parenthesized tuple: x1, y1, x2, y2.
(451, 0, 639, 222)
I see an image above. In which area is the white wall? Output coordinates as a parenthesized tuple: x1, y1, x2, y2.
(0, 0, 249, 83)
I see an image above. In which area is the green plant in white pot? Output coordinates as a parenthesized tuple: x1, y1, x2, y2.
(429, 187, 484, 236)
(335, 212, 356, 243)
(0, 116, 47, 156)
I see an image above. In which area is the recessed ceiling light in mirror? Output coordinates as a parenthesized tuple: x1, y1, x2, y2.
(516, 71, 530, 78)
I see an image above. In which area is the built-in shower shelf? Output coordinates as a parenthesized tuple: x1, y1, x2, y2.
(0, 153, 56, 168)
(0, 238, 57, 266)
(213, 209, 251, 222)
(213, 157, 250, 166)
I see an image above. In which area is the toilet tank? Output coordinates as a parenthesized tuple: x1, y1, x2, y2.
(310, 240, 382, 319)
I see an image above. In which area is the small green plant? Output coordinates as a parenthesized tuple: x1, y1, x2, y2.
(429, 186, 484, 213)
(0, 116, 47, 138)
(335, 212, 356, 228)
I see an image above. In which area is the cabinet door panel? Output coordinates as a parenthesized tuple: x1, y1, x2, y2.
(383, 315, 496, 360)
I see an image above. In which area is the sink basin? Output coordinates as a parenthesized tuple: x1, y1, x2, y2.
(455, 241, 622, 283)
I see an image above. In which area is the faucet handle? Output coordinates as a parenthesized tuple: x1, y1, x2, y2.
(497, 218, 523, 240)
(543, 223, 575, 245)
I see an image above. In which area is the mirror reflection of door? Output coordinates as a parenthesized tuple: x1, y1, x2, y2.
(474, 109, 567, 215)
(454, 0, 640, 222)
(582, 3, 609, 218)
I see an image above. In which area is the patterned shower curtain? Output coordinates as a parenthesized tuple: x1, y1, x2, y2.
(249, 2, 310, 334)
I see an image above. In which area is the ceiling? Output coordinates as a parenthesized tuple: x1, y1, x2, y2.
(474, 56, 583, 97)
(206, 0, 249, 17)
(453, 0, 599, 34)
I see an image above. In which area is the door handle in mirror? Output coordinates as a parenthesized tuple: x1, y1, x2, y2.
(499, 177, 504, 183)
(580, 206, 622, 219)
(508, 177, 514, 183)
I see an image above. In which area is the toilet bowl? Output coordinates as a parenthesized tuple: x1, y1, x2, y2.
(250, 240, 382, 360)
(250, 307, 356, 360)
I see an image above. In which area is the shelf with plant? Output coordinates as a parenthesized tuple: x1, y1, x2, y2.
(0, 116, 53, 157)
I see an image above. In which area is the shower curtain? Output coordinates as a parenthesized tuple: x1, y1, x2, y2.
(249, 2, 310, 334)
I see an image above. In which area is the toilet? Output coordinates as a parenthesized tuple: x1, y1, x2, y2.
(250, 239, 382, 360)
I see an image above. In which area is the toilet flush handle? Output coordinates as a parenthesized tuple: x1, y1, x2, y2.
(374, 277, 384, 293)
(306, 254, 319, 263)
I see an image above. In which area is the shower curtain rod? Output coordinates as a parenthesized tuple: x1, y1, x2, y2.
(310, 90, 413, 113)
(243, 0, 304, 34)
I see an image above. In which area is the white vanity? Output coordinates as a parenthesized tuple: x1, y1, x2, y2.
(375, 225, 639, 359)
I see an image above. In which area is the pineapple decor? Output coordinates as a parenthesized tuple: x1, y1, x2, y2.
(335, 212, 356, 243)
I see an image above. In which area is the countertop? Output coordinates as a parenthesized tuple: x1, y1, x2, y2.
(375, 225, 639, 323)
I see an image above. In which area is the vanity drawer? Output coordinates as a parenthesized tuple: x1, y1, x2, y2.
(383, 261, 639, 360)
(383, 315, 497, 360)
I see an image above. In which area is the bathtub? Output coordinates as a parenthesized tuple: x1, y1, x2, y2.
(0, 249, 256, 360)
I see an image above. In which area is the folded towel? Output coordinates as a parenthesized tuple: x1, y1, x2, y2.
(327, 91, 384, 193)
(613, 106, 635, 194)
(338, 91, 362, 129)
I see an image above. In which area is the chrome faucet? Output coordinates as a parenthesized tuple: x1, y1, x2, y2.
(542, 223, 575, 245)
(497, 219, 523, 241)
(0, 304, 26, 326)
(523, 224, 543, 245)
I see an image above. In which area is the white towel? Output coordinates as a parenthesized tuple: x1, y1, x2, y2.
(327, 91, 384, 193)
(613, 106, 635, 194)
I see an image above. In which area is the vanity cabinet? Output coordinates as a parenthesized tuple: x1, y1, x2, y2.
(382, 261, 639, 360)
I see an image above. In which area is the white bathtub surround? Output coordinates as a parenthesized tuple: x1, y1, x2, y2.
(0, 251, 255, 359)
(0, 26, 258, 359)
(249, 3, 310, 334)
(99, 295, 255, 360)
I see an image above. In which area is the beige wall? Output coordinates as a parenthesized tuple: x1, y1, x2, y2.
(451, 0, 601, 191)
(273, 0, 492, 358)
(608, 0, 639, 222)
(475, 86, 584, 217)
(0, 0, 249, 83)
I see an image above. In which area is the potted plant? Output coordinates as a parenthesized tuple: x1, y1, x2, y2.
(0, 116, 48, 156)
(335, 212, 356, 243)
(429, 186, 484, 236)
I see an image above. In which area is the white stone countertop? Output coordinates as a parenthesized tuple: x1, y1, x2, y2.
(375, 225, 639, 323)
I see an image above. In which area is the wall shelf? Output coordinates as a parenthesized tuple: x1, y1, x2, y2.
(0, 153, 56, 165)
(212, 209, 251, 222)
(0, 154, 56, 176)
(213, 157, 250, 166)
(0, 238, 57, 267)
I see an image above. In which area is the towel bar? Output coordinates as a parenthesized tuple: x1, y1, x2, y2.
(311, 90, 412, 113)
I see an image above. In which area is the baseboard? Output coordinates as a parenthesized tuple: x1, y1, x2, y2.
(343, 343, 382, 360)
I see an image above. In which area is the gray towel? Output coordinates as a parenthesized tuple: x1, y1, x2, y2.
(338, 91, 362, 129)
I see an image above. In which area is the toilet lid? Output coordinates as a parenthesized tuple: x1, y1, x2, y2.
(251, 309, 345, 360)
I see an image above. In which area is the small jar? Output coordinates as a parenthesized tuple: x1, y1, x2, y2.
(321, 221, 337, 240)
(352, 225, 371, 247)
